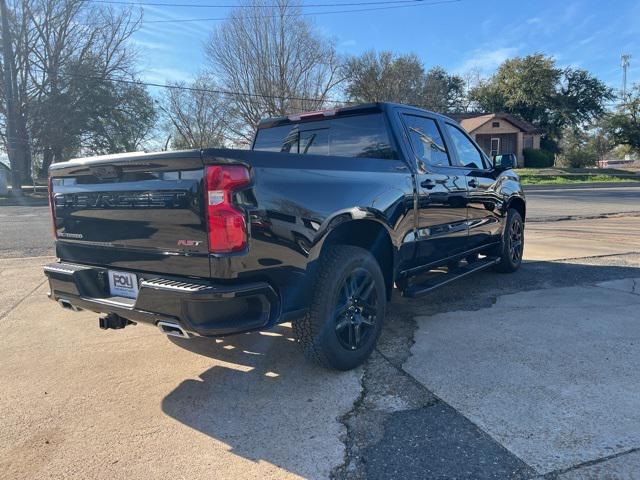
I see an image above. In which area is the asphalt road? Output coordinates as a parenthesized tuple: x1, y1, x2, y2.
(0, 205, 52, 258)
(525, 186, 640, 220)
(1, 186, 640, 258)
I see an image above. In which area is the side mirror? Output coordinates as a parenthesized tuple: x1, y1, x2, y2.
(493, 154, 515, 170)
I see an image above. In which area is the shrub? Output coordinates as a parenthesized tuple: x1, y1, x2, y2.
(557, 148, 598, 168)
(523, 148, 554, 168)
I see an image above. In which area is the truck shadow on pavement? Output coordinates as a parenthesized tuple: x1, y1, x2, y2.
(161, 324, 360, 478)
(160, 259, 640, 479)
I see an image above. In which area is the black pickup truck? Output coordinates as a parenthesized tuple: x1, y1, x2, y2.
(44, 102, 525, 370)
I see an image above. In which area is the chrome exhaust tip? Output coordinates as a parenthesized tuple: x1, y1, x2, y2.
(58, 298, 81, 312)
(157, 321, 190, 339)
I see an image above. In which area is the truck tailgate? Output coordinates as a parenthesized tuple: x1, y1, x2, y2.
(50, 150, 210, 278)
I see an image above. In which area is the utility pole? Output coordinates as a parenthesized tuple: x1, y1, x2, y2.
(621, 53, 631, 99)
(0, 0, 22, 194)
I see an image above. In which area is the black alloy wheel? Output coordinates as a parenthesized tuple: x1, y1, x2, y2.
(334, 267, 378, 351)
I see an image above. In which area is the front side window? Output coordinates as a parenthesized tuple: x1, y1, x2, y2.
(445, 124, 486, 169)
(253, 113, 397, 160)
(402, 115, 450, 167)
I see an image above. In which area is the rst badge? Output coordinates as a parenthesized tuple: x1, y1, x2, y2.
(108, 270, 139, 299)
(177, 240, 203, 247)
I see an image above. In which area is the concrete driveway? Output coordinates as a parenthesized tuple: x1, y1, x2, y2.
(405, 277, 640, 474)
(2, 191, 640, 479)
(0, 257, 360, 480)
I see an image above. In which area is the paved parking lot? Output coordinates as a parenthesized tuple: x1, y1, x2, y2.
(2, 187, 640, 479)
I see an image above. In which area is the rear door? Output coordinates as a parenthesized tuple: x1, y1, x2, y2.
(399, 113, 469, 266)
(443, 122, 503, 249)
(50, 151, 210, 277)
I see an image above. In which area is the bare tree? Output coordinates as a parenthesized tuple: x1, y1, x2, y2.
(0, 0, 150, 179)
(160, 75, 229, 149)
(205, 0, 343, 142)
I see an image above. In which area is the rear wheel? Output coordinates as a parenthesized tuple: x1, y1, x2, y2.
(292, 245, 385, 371)
(494, 208, 524, 273)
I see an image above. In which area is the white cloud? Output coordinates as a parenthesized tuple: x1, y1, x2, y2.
(130, 38, 175, 52)
(339, 39, 357, 48)
(141, 67, 194, 85)
(454, 46, 521, 76)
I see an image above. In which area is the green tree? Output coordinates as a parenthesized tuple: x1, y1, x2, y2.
(29, 58, 156, 162)
(423, 66, 466, 113)
(556, 126, 597, 168)
(551, 68, 614, 136)
(343, 51, 427, 106)
(83, 81, 157, 155)
(606, 85, 640, 152)
(343, 51, 466, 113)
(471, 54, 559, 127)
(470, 54, 613, 143)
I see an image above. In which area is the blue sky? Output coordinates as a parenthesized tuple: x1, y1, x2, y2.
(132, 0, 640, 93)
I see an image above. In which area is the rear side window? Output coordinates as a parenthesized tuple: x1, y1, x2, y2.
(402, 115, 450, 167)
(252, 124, 298, 153)
(253, 113, 397, 160)
(300, 129, 329, 155)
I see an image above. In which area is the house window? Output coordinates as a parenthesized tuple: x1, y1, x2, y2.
(492, 121, 500, 128)
(524, 135, 534, 149)
(490, 138, 500, 157)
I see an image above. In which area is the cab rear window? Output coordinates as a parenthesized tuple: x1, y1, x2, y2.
(253, 113, 397, 160)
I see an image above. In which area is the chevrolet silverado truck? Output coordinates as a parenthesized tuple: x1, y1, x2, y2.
(44, 102, 525, 370)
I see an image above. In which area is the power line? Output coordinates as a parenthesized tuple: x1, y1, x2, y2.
(136, 0, 460, 23)
(21, 70, 472, 108)
(87, 0, 431, 8)
(66, 71, 353, 105)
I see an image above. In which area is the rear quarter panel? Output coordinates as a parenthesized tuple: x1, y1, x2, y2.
(203, 149, 415, 312)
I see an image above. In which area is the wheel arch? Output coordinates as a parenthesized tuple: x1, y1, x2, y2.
(318, 218, 395, 300)
(507, 195, 526, 223)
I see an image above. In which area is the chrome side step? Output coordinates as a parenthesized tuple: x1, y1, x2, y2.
(402, 257, 500, 298)
(157, 321, 190, 339)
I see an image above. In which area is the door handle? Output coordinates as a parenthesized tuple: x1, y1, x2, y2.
(468, 178, 478, 188)
(421, 179, 436, 189)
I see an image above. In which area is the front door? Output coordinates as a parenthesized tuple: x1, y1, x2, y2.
(444, 122, 503, 249)
(400, 114, 469, 266)
(490, 137, 500, 157)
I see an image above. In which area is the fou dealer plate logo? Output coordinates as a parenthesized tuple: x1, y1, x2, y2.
(108, 270, 139, 299)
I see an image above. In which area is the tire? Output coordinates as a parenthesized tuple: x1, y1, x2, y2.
(493, 208, 524, 273)
(292, 245, 386, 371)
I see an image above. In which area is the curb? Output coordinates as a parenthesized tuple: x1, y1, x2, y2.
(528, 211, 640, 223)
(524, 182, 640, 191)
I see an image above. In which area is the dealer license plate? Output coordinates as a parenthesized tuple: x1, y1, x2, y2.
(108, 270, 139, 299)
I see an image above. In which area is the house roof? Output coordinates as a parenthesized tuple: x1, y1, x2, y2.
(450, 113, 539, 134)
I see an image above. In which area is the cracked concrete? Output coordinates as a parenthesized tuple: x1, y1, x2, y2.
(405, 279, 640, 473)
(597, 277, 640, 296)
(334, 210, 640, 479)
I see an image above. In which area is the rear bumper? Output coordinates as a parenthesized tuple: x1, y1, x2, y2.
(44, 262, 280, 336)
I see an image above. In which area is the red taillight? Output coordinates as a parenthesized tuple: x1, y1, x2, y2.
(204, 165, 251, 253)
(48, 177, 58, 239)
